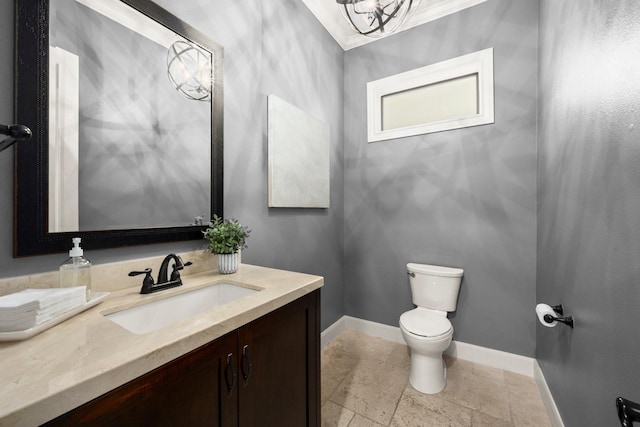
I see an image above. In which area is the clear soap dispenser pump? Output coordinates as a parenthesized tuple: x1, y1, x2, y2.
(59, 237, 92, 301)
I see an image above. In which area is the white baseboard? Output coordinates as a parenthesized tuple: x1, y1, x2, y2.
(445, 340, 535, 377)
(343, 315, 406, 344)
(534, 361, 565, 427)
(321, 316, 348, 348)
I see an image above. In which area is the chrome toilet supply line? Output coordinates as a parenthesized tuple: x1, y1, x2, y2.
(543, 304, 574, 328)
(0, 124, 32, 153)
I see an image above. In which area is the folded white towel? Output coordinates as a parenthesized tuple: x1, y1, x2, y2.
(0, 287, 86, 311)
(0, 293, 85, 319)
(0, 289, 85, 313)
(0, 287, 87, 332)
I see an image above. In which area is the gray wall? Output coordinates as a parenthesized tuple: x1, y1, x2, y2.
(1, 0, 345, 330)
(343, 0, 539, 356)
(537, 0, 640, 425)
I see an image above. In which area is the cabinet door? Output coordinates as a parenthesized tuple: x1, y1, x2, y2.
(237, 290, 320, 427)
(43, 332, 238, 427)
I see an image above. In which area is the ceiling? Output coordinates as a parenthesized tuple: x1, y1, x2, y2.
(301, 0, 487, 51)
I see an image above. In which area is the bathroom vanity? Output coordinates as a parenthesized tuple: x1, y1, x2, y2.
(0, 263, 322, 426)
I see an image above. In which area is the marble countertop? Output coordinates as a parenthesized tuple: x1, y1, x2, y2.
(0, 264, 323, 427)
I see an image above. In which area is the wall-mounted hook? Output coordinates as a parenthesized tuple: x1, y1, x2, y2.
(0, 124, 32, 153)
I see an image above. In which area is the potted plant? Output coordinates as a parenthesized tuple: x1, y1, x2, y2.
(203, 215, 251, 274)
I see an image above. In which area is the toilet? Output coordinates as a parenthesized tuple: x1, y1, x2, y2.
(399, 262, 464, 394)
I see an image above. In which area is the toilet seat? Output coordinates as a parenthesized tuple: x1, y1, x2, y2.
(400, 308, 452, 338)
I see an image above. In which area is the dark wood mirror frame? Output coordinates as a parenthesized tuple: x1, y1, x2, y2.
(14, 0, 224, 257)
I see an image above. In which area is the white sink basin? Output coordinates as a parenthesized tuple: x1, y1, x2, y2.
(105, 283, 258, 334)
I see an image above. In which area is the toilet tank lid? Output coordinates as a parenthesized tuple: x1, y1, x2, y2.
(407, 263, 464, 277)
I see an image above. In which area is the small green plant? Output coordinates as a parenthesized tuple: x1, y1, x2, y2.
(203, 215, 251, 255)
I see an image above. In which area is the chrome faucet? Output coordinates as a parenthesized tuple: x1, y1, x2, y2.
(129, 254, 192, 294)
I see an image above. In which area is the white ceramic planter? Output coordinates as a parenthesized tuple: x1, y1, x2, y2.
(217, 252, 239, 274)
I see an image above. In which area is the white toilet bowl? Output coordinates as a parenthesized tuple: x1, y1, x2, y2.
(400, 307, 453, 394)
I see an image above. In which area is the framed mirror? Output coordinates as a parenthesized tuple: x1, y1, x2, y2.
(14, 0, 223, 257)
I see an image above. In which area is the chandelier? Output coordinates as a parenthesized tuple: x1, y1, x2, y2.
(336, 0, 420, 38)
(167, 41, 213, 102)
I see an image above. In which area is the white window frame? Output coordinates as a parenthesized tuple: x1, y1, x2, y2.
(367, 48, 494, 143)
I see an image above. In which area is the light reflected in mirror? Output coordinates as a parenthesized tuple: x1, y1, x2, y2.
(48, 0, 212, 232)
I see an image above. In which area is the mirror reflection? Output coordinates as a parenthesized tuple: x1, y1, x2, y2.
(14, 0, 223, 256)
(48, 0, 212, 232)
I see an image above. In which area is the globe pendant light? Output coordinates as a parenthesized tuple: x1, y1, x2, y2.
(167, 40, 213, 102)
(336, 0, 420, 38)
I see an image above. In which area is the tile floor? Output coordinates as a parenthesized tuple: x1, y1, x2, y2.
(321, 330, 551, 427)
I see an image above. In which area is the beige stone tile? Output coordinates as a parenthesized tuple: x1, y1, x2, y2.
(330, 358, 408, 425)
(322, 340, 359, 404)
(391, 386, 472, 427)
(386, 343, 411, 368)
(504, 371, 540, 401)
(471, 410, 514, 427)
(333, 330, 400, 363)
(445, 356, 475, 380)
(504, 372, 551, 426)
(509, 393, 550, 427)
(474, 385, 511, 421)
(349, 414, 386, 426)
(322, 401, 355, 427)
(322, 335, 358, 374)
(511, 406, 551, 427)
(323, 332, 551, 427)
(322, 372, 345, 405)
(509, 390, 548, 418)
(503, 371, 532, 387)
(439, 363, 511, 421)
(472, 363, 505, 383)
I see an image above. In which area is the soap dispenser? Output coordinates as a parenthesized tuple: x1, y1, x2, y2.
(60, 237, 92, 300)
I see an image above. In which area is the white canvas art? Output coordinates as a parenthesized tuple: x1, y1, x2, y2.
(268, 95, 330, 208)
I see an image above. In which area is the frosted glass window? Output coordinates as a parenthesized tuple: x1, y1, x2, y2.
(367, 48, 494, 142)
(381, 74, 478, 131)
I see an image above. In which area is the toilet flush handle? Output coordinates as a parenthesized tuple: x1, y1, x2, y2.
(407, 271, 415, 278)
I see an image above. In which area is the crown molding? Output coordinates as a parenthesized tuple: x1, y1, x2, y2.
(301, 0, 487, 51)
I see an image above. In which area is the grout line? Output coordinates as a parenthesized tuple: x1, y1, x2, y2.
(387, 384, 408, 427)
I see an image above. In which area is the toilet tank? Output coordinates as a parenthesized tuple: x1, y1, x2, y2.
(407, 263, 464, 312)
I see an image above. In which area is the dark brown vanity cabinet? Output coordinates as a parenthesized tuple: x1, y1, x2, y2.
(44, 290, 320, 427)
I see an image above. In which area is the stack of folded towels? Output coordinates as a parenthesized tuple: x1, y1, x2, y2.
(0, 287, 87, 332)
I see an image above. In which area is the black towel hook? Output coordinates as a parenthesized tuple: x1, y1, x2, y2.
(0, 124, 32, 153)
